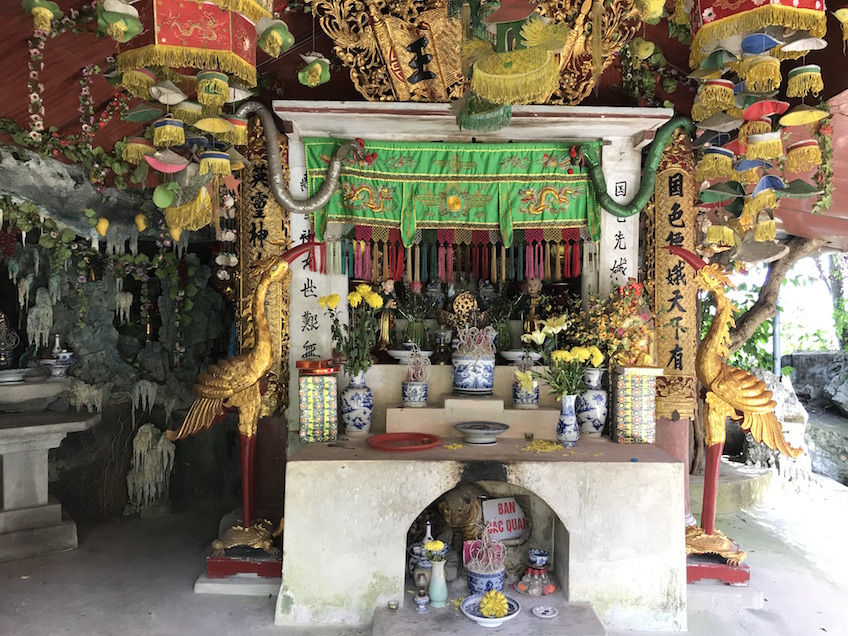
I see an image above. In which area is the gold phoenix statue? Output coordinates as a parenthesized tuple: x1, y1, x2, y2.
(167, 241, 317, 539)
(667, 247, 801, 566)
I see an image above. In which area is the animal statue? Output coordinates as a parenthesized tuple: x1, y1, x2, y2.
(439, 483, 486, 541)
(167, 241, 317, 532)
(666, 247, 801, 566)
(212, 518, 285, 556)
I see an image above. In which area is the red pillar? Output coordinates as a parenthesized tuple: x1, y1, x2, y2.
(700, 442, 723, 535)
(239, 433, 256, 527)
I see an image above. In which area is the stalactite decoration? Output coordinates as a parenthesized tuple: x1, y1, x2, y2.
(115, 290, 133, 324)
(48, 272, 62, 305)
(18, 274, 34, 313)
(26, 287, 52, 348)
(68, 377, 103, 413)
(126, 424, 175, 510)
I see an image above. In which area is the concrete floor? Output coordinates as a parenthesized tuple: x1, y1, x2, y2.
(1, 476, 846, 636)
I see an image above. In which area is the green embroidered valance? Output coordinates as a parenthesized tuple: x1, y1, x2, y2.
(305, 138, 601, 248)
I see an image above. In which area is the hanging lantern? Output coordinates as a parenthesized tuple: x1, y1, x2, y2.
(700, 78, 735, 112)
(173, 100, 204, 125)
(706, 224, 737, 248)
(199, 150, 232, 177)
(786, 139, 822, 173)
(739, 56, 781, 93)
(779, 104, 829, 127)
(297, 53, 331, 88)
(786, 64, 823, 98)
(835, 9, 848, 51)
(753, 211, 776, 243)
(120, 68, 157, 99)
(117, 0, 269, 96)
(696, 146, 734, 182)
(738, 117, 772, 147)
(96, 0, 143, 43)
(257, 17, 295, 58)
(219, 116, 249, 146)
(745, 131, 782, 161)
(122, 137, 155, 164)
(152, 116, 185, 148)
(149, 80, 187, 106)
(193, 116, 234, 136)
(21, 0, 62, 33)
(166, 187, 213, 232)
(197, 71, 229, 112)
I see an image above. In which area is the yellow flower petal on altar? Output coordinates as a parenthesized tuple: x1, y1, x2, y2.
(325, 293, 340, 310)
(365, 292, 383, 309)
(348, 291, 362, 308)
(356, 283, 372, 296)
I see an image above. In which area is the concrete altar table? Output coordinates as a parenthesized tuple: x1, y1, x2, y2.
(0, 410, 100, 561)
(276, 436, 686, 631)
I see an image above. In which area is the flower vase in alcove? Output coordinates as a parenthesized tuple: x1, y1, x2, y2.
(557, 394, 579, 447)
(318, 286, 382, 437)
(512, 353, 539, 409)
(424, 540, 449, 608)
(576, 347, 607, 436)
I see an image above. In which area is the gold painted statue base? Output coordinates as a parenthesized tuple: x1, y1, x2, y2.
(686, 524, 747, 567)
(211, 517, 284, 557)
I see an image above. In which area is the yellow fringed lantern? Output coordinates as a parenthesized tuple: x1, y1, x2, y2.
(732, 167, 760, 185)
(697, 146, 734, 182)
(256, 18, 295, 58)
(786, 139, 821, 173)
(471, 47, 560, 106)
(738, 118, 772, 147)
(786, 64, 823, 98)
(173, 101, 204, 125)
(741, 56, 781, 93)
(754, 216, 776, 242)
(152, 116, 185, 148)
(166, 187, 213, 232)
(122, 137, 155, 164)
(746, 131, 782, 161)
(706, 224, 737, 247)
(120, 68, 156, 99)
(196, 71, 229, 113)
(700, 79, 735, 111)
(742, 190, 777, 216)
(692, 100, 719, 123)
(22, 0, 62, 32)
(779, 104, 829, 127)
(220, 116, 249, 146)
(199, 150, 232, 177)
(834, 9, 848, 52)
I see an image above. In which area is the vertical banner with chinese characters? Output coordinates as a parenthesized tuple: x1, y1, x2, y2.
(238, 118, 292, 417)
(649, 132, 697, 420)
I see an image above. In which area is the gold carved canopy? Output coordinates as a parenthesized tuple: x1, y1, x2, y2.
(309, 0, 640, 105)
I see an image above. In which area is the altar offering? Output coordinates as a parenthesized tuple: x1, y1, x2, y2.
(610, 366, 663, 444)
(297, 360, 338, 443)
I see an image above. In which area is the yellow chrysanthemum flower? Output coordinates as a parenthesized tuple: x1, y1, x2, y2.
(317, 295, 328, 309)
(551, 349, 574, 363)
(589, 346, 604, 368)
(572, 346, 591, 363)
(348, 291, 362, 308)
(356, 283, 372, 296)
(365, 292, 383, 310)
(514, 370, 535, 392)
(424, 540, 444, 552)
(325, 293, 341, 310)
(521, 330, 547, 346)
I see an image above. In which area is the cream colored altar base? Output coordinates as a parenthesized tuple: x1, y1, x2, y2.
(276, 437, 686, 632)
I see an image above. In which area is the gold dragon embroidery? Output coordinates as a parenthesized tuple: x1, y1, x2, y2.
(163, 11, 220, 45)
(520, 187, 576, 215)
(342, 184, 394, 213)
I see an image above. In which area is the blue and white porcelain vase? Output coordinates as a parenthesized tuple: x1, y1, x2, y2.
(576, 367, 608, 436)
(512, 381, 540, 409)
(556, 394, 579, 447)
(402, 380, 428, 408)
(340, 370, 373, 437)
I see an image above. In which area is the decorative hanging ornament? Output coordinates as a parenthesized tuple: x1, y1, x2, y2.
(134, 213, 148, 232)
(120, 68, 157, 99)
(696, 146, 735, 182)
(834, 9, 848, 51)
(173, 100, 204, 125)
(455, 95, 513, 133)
(745, 131, 783, 160)
(786, 138, 822, 173)
(196, 71, 229, 113)
(149, 80, 187, 106)
(738, 117, 772, 147)
(700, 78, 736, 112)
(298, 53, 331, 88)
(199, 150, 232, 177)
(193, 116, 234, 135)
(144, 148, 189, 174)
(778, 104, 830, 127)
(21, 0, 62, 33)
(122, 137, 155, 164)
(152, 115, 185, 148)
(96, 0, 143, 43)
(219, 116, 249, 145)
(227, 147, 248, 171)
(786, 64, 823, 98)
(257, 17, 295, 58)
(122, 102, 163, 123)
(166, 187, 213, 232)
(737, 55, 781, 93)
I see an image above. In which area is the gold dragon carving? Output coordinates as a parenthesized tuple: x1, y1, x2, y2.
(308, 0, 640, 104)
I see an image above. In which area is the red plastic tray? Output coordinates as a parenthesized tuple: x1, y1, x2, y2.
(366, 433, 442, 452)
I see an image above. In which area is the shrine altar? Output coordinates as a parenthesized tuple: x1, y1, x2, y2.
(276, 436, 686, 631)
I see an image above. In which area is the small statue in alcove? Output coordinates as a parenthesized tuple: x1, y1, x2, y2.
(376, 278, 397, 350)
(520, 277, 544, 334)
(438, 482, 487, 541)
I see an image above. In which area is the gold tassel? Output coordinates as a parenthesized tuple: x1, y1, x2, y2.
(725, 106, 746, 120)
(706, 224, 736, 247)
(199, 151, 232, 178)
(690, 6, 827, 67)
(172, 101, 204, 125)
(746, 137, 782, 161)
(592, 0, 603, 91)
(204, 0, 271, 24)
(742, 58, 781, 93)
(754, 218, 776, 242)
(786, 143, 821, 173)
(219, 121, 248, 146)
(739, 120, 771, 148)
(120, 68, 156, 100)
(692, 101, 719, 123)
(700, 82, 735, 111)
(743, 191, 777, 216)
(118, 45, 256, 88)
(471, 49, 560, 105)
(786, 70, 823, 98)
(122, 138, 155, 164)
(152, 118, 185, 148)
(732, 168, 760, 185)
(165, 188, 212, 232)
(696, 154, 733, 182)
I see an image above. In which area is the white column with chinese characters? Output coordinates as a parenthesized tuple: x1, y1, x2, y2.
(597, 137, 641, 297)
(286, 139, 350, 432)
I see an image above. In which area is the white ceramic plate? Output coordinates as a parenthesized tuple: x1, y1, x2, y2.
(532, 605, 559, 619)
(0, 369, 26, 383)
(499, 350, 542, 363)
(460, 594, 520, 628)
(386, 350, 433, 363)
(453, 421, 509, 445)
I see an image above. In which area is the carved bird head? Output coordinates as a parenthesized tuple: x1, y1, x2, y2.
(663, 246, 735, 293)
(252, 240, 320, 283)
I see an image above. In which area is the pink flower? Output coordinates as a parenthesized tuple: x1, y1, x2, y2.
(33, 121, 43, 131)
(29, 92, 39, 101)
(702, 7, 716, 22)
(28, 130, 41, 141)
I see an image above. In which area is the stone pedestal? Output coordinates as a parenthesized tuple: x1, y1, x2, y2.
(0, 411, 100, 561)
